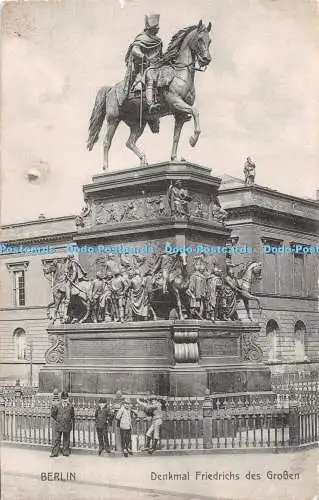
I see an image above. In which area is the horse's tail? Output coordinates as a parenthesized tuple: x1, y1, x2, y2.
(87, 86, 112, 151)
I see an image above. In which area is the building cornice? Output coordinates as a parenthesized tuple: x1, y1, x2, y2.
(1, 215, 77, 230)
(219, 183, 319, 209)
(225, 205, 318, 230)
(1, 232, 77, 246)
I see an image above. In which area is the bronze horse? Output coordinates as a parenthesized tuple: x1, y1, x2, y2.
(151, 251, 189, 319)
(221, 262, 262, 322)
(87, 21, 212, 169)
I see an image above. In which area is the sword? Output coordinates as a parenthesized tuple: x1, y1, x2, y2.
(139, 57, 143, 129)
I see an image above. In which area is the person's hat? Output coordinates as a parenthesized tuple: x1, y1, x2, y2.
(145, 13, 160, 29)
(61, 391, 69, 399)
(99, 397, 107, 404)
(124, 398, 130, 404)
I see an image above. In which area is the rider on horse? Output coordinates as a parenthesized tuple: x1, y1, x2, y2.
(123, 13, 163, 112)
(62, 256, 87, 299)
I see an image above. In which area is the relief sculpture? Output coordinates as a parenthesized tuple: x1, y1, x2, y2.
(43, 251, 262, 325)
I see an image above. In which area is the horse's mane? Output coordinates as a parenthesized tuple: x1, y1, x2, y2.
(161, 25, 197, 64)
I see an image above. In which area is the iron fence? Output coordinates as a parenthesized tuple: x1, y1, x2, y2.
(1, 389, 318, 452)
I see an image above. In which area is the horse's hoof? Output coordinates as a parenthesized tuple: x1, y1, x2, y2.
(189, 136, 197, 147)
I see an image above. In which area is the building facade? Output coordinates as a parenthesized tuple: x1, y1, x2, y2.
(0, 179, 318, 384)
(0, 216, 77, 383)
(219, 176, 319, 366)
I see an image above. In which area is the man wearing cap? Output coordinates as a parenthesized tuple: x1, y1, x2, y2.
(137, 396, 164, 454)
(50, 392, 75, 457)
(123, 14, 163, 112)
(95, 397, 112, 455)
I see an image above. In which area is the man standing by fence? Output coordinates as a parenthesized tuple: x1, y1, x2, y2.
(50, 391, 75, 457)
(95, 397, 112, 455)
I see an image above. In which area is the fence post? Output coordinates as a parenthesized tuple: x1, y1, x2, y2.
(113, 392, 124, 452)
(51, 389, 59, 445)
(288, 405, 300, 447)
(14, 380, 22, 399)
(202, 390, 212, 449)
(0, 397, 5, 440)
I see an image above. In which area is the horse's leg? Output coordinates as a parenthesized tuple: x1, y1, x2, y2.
(52, 294, 63, 323)
(126, 122, 147, 166)
(243, 297, 252, 321)
(103, 117, 120, 171)
(152, 307, 157, 321)
(173, 286, 183, 319)
(79, 296, 90, 323)
(165, 92, 201, 149)
(171, 114, 187, 161)
(47, 299, 55, 320)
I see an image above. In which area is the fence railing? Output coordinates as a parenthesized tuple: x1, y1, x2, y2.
(1, 390, 318, 452)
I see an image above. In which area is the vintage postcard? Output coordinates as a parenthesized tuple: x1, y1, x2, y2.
(0, 0, 318, 499)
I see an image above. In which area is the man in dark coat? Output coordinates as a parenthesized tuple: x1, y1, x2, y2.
(95, 397, 112, 455)
(50, 391, 75, 457)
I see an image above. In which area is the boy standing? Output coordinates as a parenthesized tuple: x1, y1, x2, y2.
(116, 399, 137, 457)
(95, 397, 112, 455)
(50, 391, 75, 457)
(137, 396, 164, 454)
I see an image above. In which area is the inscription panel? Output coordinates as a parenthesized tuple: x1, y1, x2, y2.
(68, 337, 169, 359)
(200, 337, 239, 357)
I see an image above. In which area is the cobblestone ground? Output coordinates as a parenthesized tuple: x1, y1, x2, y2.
(1, 445, 318, 500)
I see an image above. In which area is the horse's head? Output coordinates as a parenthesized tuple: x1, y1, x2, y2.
(179, 251, 187, 268)
(189, 20, 212, 68)
(43, 260, 58, 276)
(240, 261, 262, 283)
(252, 262, 262, 280)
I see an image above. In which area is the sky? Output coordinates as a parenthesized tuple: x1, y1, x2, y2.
(1, 0, 318, 223)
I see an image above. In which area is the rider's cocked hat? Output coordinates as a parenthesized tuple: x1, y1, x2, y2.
(145, 13, 160, 29)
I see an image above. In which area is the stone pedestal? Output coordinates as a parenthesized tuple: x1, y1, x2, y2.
(39, 161, 270, 397)
(39, 320, 270, 396)
(74, 161, 230, 288)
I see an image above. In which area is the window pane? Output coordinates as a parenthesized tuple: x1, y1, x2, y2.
(293, 254, 304, 296)
(14, 271, 25, 306)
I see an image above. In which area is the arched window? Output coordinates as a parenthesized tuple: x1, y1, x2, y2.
(266, 320, 279, 361)
(13, 328, 26, 360)
(294, 321, 307, 361)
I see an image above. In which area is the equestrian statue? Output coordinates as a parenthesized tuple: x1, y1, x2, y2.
(87, 15, 212, 170)
(43, 257, 92, 324)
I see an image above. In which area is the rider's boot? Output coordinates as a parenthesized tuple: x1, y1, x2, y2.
(146, 81, 160, 113)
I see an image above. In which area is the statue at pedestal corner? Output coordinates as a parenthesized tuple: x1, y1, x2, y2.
(75, 198, 92, 228)
(210, 193, 228, 223)
(220, 262, 262, 322)
(43, 257, 91, 324)
(167, 180, 192, 218)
